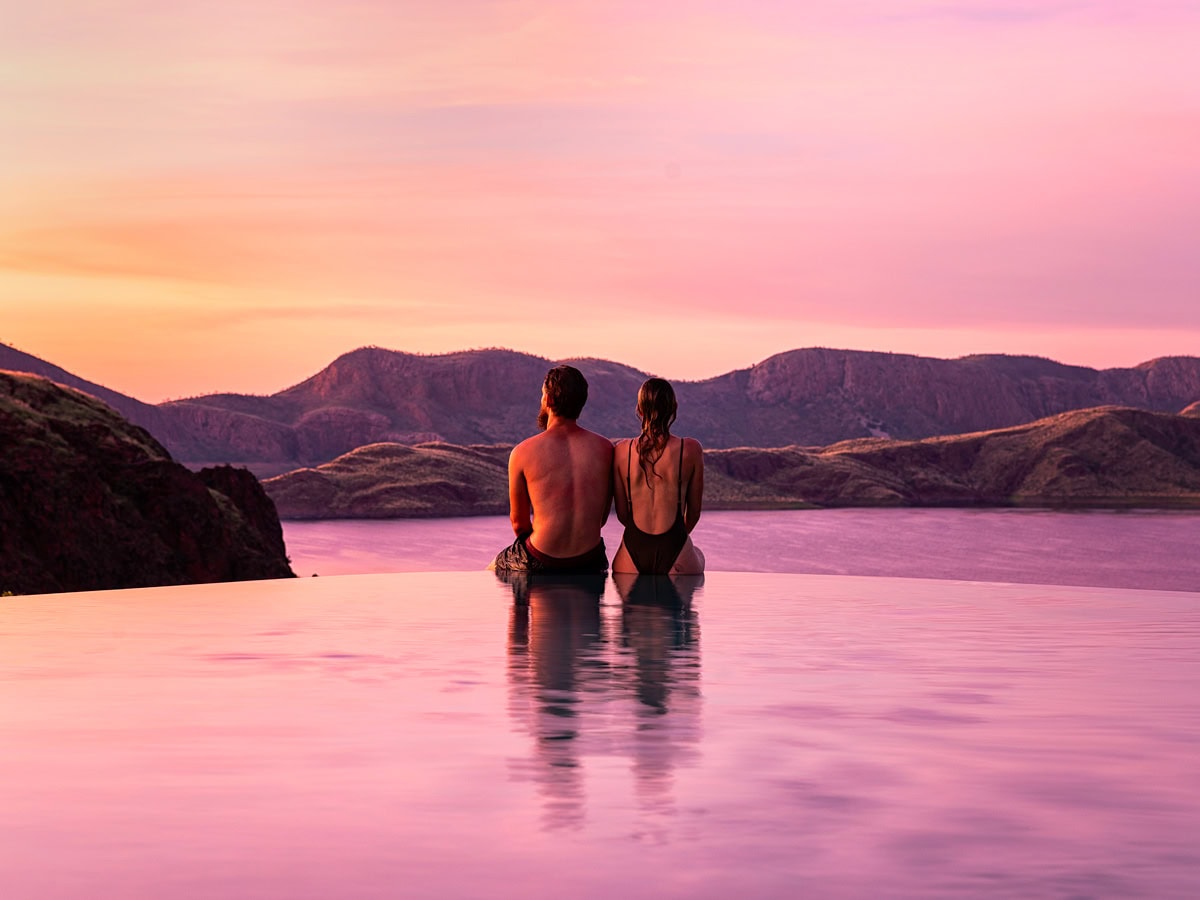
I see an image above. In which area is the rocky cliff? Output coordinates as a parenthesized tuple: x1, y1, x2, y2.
(261, 405, 1200, 518)
(0, 370, 295, 595)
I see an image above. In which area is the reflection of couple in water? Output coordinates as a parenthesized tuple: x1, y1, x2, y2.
(501, 570, 703, 831)
(490, 365, 705, 576)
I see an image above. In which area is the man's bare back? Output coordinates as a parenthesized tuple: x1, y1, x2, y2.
(491, 366, 614, 573)
(509, 420, 613, 558)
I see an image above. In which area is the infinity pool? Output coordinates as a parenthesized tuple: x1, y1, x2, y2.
(2, 572, 1199, 898)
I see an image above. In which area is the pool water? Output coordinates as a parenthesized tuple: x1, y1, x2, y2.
(2, 571, 1199, 898)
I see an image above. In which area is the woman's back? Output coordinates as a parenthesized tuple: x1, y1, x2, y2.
(612, 376, 705, 576)
(620, 436, 687, 536)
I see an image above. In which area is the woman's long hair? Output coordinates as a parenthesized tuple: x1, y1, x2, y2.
(635, 378, 677, 489)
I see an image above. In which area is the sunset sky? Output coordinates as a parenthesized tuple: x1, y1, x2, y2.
(3, 0, 1198, 402)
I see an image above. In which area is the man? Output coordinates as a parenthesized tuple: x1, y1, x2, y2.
(491, 365, 614, 573)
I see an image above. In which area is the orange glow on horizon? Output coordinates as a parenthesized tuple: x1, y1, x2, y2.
(3, 1, 1198, 400)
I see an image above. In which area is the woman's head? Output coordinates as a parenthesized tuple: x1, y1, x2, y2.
(635, 378, 677, 482)
(637, 378, 677, 435)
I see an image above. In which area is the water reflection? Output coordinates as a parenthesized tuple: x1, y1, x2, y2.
(614, 574, 703, 832)
(501, 573, 703, 833)
(504, 572, 607, 831)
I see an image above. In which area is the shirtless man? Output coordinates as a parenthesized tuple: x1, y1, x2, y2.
(490, 365, 614, 574)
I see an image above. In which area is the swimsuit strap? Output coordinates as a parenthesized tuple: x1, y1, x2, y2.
(626, 439, 633, 503)
(677, 437, 684, 512)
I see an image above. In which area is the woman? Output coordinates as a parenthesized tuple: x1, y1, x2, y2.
(612, 378, 705, 575)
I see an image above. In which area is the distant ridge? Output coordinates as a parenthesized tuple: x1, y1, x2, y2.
(4, 343, 1200, 467)
(154, 346, 1200, 465)
(262, 405, 1200, 517)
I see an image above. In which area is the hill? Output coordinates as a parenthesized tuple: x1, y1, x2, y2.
(262, 405, 1200, 518)
(705, 404, 1200, 509)
(0, 370, 295, 594)
(263, 442, 511, 518)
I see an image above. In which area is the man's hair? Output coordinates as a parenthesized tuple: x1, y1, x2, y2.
(543, 365, 588, 420)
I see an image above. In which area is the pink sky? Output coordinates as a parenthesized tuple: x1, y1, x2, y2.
(2, 0, 1198, 401)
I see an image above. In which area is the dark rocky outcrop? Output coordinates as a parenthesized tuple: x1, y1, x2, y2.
(262, 406, 1200, 518)
(0, 370, 294, 595)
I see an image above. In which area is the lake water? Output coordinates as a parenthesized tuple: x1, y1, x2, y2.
(283, 508, 1200, 592)
(2, 571, 1198, 898)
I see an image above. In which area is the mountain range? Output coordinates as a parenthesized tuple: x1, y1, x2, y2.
(4, 342, 1200, 469)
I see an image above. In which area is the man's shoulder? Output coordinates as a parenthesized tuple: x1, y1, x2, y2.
(515, 424, 614, 458)
(509, 433, 544, 466)
(512, 432, 541, 452)
(577, 427, 616, 455)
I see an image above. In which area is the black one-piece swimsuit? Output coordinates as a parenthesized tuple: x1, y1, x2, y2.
(622, 438, 688, 575)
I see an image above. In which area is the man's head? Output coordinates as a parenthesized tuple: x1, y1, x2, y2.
(539, 365, 588, 428)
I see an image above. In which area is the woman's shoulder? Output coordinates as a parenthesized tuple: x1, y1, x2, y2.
(612, 437, 633, 464)
(678, 436, 704, 468)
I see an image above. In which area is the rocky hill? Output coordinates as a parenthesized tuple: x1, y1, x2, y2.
(0, 370, 295, 595)
(262, 405, 1200, 518)
(151, 347, 649, 465)
(704, 405, 1200, 509)
(264, 442, 511, 518)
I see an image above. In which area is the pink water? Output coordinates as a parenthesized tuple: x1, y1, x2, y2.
(283, 508, 1200, 592)
(2, 571, 1199, 897)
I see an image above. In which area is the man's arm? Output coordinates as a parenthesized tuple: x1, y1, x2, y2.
(508, 445, 533, 537)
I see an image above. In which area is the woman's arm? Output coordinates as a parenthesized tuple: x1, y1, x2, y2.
(683, 437, 704, 533)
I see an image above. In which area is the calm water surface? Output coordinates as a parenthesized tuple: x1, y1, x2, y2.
(284, 508, 1200, 592)
(2, 571, 1199, 898)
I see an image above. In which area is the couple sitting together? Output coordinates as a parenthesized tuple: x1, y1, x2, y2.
(490, 364, 705, 576)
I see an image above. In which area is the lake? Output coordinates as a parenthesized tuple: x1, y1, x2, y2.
(2, 570, 1199, 897)
(283, 508, 1200, 592)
